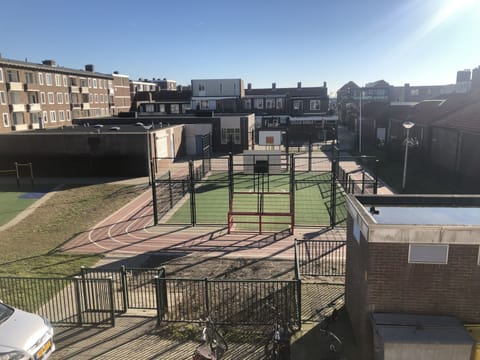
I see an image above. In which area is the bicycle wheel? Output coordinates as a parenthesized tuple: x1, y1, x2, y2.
(326, 331, 343, 354)
(264, 339, 280, 360)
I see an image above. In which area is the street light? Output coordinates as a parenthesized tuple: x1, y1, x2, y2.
(359, 89, 363, 153)
(402, 121, 415, 191)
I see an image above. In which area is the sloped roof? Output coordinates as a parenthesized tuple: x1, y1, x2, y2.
(338, 81, 360, 91)
(365, 80, 391, 88)
(433, 98, 480, 133)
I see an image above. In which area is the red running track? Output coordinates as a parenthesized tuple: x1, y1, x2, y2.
(62, 189, 346, 260)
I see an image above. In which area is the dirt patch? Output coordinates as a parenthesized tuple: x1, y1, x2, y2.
(141, 254, 296, 280)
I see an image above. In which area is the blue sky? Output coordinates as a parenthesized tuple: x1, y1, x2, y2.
(1, 0, 479, 95)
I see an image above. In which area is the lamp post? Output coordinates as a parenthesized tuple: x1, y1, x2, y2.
(402, 121, 415, 191)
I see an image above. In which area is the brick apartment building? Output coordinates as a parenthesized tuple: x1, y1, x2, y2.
(0, 57, 131, 134)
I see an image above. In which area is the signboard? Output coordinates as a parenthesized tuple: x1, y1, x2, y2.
(259, 131, 282, 146)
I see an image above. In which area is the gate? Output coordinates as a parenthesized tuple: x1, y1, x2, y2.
(294, 239, 346, 277)
(80, 266, 165, 312)
(0, 276, 115, 326)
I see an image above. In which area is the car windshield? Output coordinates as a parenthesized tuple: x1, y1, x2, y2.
(0, 303, 14, 324)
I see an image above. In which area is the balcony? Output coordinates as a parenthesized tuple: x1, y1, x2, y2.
(11, 124, 28, 131)
(24, 83, 39, 91)
(7, 82, 24, 92)
(30, 122, 41, 130)
(9, 104, 26, 112)
(71, 103, 82, 109)
(80, 86, 89, 94)
(108, 88, 115, 95)
(27, 103, 42, 112)
(82, 103, 90, 110)
(70, 86, 80, 93)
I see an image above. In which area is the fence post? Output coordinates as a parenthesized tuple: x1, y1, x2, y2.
(374, 159, 379, 194)
(151, 160, 158, 225)
(296, 278, 302, 330)
(121, 265, 128, 312)
(73, 276, 83, 326)
(189, 160, 196, 226)
(362, 171, 366, 194)
(107, 278, 115, 327)
(330, 159, 337, 228)
(204, 278, 210, 317)
(14, 162, 20, 187)
(168, 170, 173, 209)
(80, 266, 89, 311)
(155, 276, 162, 326)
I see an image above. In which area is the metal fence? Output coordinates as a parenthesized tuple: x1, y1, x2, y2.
(0, 276, 115, 326)
(294, 239, 346, 277)
(155, 277, 300, 327)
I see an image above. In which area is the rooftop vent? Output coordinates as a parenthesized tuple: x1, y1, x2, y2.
(93, 124, 103, 128)
(272, 83, 276, 90)
(297, 82, 302, 89)
(110, 126, 121, 131)
(85, 64, 95, 72)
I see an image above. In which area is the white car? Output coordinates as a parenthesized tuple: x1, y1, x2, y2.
(0, 301, 55, 360)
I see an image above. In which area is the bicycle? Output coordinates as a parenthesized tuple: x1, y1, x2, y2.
(193, 316, 228, 360)
(317, 309, 344, 359)
(264, 304, 299, 360)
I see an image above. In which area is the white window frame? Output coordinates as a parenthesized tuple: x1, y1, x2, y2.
(56, 92, 63, 104)
(40, 92, 46, 104)
(310, 99, 321, 111)
(2, 113, 9, 127)
(408, 244, 449, 264)
(0, 68, 3, 82)
(38, 73, 44, 85)
(49, 110, 56, 122)
(42, 111, 48, 123)
(63, 75, 68, 87)
(64, 93, 69, 104)
(47, 92, 54, 104)
(0, 91, 6, 105)
(94, 94, 98, 103)
(93, 79, 97, 88)
(45, 73, 52, 86)
(55, 74, 61, 87)
(66, 110, 71, 121)
(254, 98, 264, 109)
(265, 98, 275, 109)
(58, 110, 65, 122)
(88, 78, 92, 88)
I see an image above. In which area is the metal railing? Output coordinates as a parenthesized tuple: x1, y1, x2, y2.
(294, 239, 346, 277)
(0, 276, 115, 326)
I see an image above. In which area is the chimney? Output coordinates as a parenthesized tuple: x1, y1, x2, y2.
(272, 82, 276, 90)
(113, 71, 119, 74)
(297, 82, 302, 88)
(247, 83, 252, 90)
(42, 60, 57, 67)
(85, 64, 95, 72)
(323, 81, 327, 88)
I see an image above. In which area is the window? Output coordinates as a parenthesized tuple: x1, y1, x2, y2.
(38, 73, 44, 85)
(221, 128, 241, 144)
(0, 91, 6, 104)
(254, 98, 264, 109)
(411, 89, 419, 96)
(45, 73, 52, 86)
(171, 104, 179, 113)
(2, 113, 8, 127)
(310, 100, 321, 110)
(93, 79, 97, 88)
(48, 92, 54, 104)
(25, 72, 35, 84)
(49, 110, 56, 122)
(56, 92, 63, 104)
(89, 94, 93, 103)
(6, 70, 19, 82)
(66, 110, 71, 121)
(276, 98, 284, 109)
(64, 93, 69, 104)
(0, 68, 3, 82)
(99, 94, 103, 103)
(408, 244, 448, 264)
(293, 100, 303, 110)
(94, 94, 98, 103)
(88, 78, 92, 88)
(98, 79, 102, 89)
(40, 92, 46, 104)
(55, 74, 61, 86)
(59, 110, 65, 122)
(266, 98, 275, 109)
(63, 76, 68, 87)
(243, 99, 251, 110)
(42, 111, 48, 123)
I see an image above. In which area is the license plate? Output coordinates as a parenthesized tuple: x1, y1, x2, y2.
(36, 339, 52, 359)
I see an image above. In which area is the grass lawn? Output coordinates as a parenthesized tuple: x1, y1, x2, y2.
(0, 182, 146, 277)
(165, 171, 345, 229)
